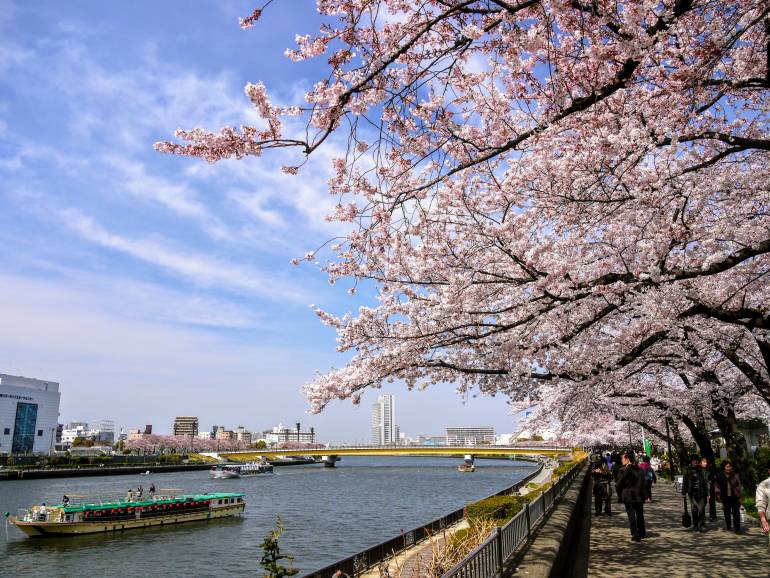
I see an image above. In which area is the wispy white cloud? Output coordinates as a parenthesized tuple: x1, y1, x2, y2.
(59, 208, 309, 303)
(104, 155, 235, 241)
(0, 272, 331, 431)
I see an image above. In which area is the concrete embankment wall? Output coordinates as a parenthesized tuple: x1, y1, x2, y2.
(0, 463, 212, 480)
(511, 466, 591, 578)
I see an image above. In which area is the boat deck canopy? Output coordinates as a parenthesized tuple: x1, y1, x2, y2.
(55, 492, 244, 513)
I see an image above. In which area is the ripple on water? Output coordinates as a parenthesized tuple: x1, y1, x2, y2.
(0, 457, 536, 576)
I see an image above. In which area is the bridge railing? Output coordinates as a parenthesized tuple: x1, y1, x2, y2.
(440, 459, 586, 578)
(224, 444, 572, 454)
(300, 460, 546, 578)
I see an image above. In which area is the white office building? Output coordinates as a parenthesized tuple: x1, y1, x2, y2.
(0, 373, 61, 454)
(371, 394, 398, 445)
(61, 422, 90, 445)
(446, 426, 495, 446)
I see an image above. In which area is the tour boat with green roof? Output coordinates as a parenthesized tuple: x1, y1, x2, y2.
(10, 491, 245, 537)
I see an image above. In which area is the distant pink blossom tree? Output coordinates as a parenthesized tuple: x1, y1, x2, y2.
(159, 1, 769, 457)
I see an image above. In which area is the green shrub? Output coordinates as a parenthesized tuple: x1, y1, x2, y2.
(449, 526, 472, 548)
(553, 461, 576, 477)
(742, 491, 757, 516)
(749, 448, 770, 487)
(466, 494, 533, 524)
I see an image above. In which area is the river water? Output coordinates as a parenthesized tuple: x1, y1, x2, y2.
(0, 456, 536, 577)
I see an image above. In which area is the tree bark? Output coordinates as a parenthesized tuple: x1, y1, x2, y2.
(711, 400, 753, 490)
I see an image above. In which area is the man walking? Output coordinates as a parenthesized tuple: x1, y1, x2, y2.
(715, 461, 742, 533)
(616, 451, 646, 541)
(682, 454, 709, 533)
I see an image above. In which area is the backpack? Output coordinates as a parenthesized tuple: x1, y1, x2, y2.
(645, 467, 654, 482)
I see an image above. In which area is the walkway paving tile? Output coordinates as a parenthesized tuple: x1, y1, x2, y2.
(588, 481, 769, 577)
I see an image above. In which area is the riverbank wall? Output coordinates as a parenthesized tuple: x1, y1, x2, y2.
(0, 463, 213, 480)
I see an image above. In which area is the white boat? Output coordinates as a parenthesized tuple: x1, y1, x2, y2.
(210, 465, 241, 479)
(240, 461, 273, 476)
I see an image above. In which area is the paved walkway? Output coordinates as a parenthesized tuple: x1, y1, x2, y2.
(589, 481, 769, 577)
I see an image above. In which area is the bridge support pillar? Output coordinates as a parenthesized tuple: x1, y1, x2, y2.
(320, 455, 340, 467)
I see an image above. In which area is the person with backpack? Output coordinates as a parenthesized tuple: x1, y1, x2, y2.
(639, 455, 656, 503)
(616, 451, 646, 541)
(682, 454, 710, 533)
(715, 461, 743, 533)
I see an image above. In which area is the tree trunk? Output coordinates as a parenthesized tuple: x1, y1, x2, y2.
(669, 419, 691, 470)
(677, 414, 715, 464)
(711, 401, 753, 490)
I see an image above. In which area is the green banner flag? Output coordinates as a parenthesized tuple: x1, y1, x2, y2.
(643, 434, 652, 456)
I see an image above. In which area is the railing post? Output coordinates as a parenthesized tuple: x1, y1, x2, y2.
(496, 526, 504, 577)
(525, 502, 531, 539)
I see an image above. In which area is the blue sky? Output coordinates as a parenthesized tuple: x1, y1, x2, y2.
(0, 0, 524, 441)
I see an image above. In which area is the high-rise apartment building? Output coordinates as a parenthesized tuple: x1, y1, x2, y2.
(172, 416, 199, 437)
(371, 394, 398, 445)
(445, 426, 495, 446)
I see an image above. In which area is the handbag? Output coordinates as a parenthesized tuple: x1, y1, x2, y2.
(682, 495, 692, 528)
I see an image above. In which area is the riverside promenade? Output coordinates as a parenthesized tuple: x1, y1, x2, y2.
(589, 481, 769, 577)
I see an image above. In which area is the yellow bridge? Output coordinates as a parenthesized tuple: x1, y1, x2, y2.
(217, 445, 572, 464)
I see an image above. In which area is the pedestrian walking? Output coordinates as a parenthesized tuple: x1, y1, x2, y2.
(591, 456, 613, 515)
(137, 485, 144, 500)
(754, 457, 770, 547)
(149, 483, 156, 497)
(126, 488, 134, 502)
(715, 461, 742, 533)
(616, 451, 646, 542)
(611, 451, 622, 481)
(639, 455, 656, 502)
(682, 454, 709, 533)
(702, 456, 718, 522)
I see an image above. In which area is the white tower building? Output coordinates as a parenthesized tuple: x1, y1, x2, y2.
(371, 394, 397, 446)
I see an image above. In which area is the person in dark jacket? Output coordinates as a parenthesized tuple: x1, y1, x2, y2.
(683, 454, 710, 532)
(591, 456, 613, 515)
(702, 456, 718, 522)
(715, 460, 743, 533)
(616, 451, 646, 541)
(610, 451, 622, 482)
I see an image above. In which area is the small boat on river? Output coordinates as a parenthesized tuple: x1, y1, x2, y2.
(210, 464, 241, 479)
(10, 492, 245, 537)
(240, 461, 273, 475)
(458, 461, 476, 473)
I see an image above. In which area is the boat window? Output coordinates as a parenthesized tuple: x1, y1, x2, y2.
(218, 499, 222, 505)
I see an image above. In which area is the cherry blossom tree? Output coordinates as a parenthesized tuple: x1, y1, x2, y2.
(159, 1, 769, 447)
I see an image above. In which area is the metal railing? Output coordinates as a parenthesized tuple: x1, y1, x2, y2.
(301, 461, 546, 578)
(440, 460, 585, 578)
